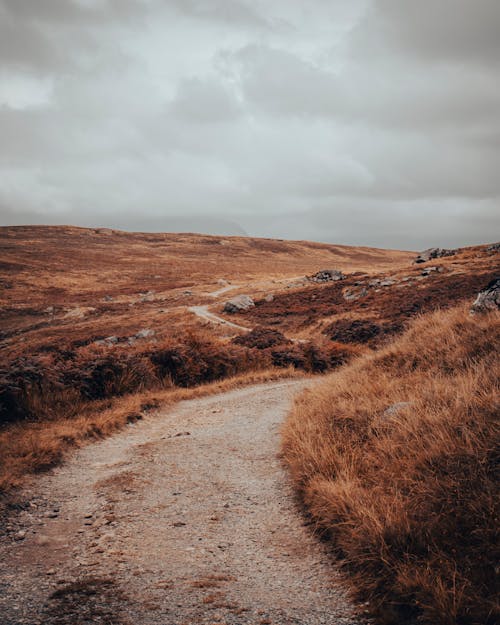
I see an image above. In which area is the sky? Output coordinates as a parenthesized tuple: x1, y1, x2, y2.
(0, 0, 499, 249)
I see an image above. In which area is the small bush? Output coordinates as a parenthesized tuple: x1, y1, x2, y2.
(324, 318, 402, 345)
(232, 326, 291, 349)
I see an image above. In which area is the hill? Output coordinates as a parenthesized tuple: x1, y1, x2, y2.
(0, 227, 496, 492)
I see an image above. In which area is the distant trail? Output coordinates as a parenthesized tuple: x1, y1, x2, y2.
(207, 284, 238, 298)
(0, 380, 368, 624)
(189, 283, 251, 332)
(188, 304, 251, 332)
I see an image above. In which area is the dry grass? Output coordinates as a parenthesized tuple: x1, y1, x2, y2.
(0, 367, 301, 493)
(241, 244, 499, 340)
(283, 305, 499, 624)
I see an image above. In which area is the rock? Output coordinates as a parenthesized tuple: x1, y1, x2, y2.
(183, 290, 193, 295)
(217, 278, 230, 286)
(135, 328, 155, 339)
(44, 306, 54, 314)
(487, 242, 500, 252)
(421, 266, 443, 276)
(264, 293, 274, 302)
(383, 402, 412, 417)
(104, 335, 118, 344)
(102, 295, 114, 302)
(414, 248, 456, 263)
(380, 279, 396, 287)
(35, 535, 50, 546)
(223, 295, 255, 313)
(309, 269, 345, 283)
(139, 290, 155, 302)
(343, 288, 368, 301)
(14, 530, 26, 541)
(471, 278, 500, 313)
(63, 307, 96, 319)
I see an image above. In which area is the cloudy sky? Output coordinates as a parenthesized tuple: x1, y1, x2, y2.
(1, 0, 499, 249)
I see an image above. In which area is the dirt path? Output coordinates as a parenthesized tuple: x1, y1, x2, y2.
(0, 380, 368, 625)
(188, 304, 251, 333)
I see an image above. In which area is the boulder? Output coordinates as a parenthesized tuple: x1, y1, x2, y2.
(343, 288, 368, 301)
(383, 401, 412, 418)
(223, 295, 255, 313)
(309, 269, 345, 283)
(140, 291, 155, 302)
(421, 266, 443, 276)
(471, 278, 500, 313)
(414, 248, 456, 263)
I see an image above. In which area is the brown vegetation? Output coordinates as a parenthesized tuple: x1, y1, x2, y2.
(240, 244, 499, 343)
(1, 225, 411, 492)
(283, 305, 499, 624)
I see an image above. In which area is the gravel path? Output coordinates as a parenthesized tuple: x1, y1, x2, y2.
(188, 304, 251, 332)
(0, 380, 369, 625)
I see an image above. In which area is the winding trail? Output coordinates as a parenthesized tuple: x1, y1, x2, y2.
(188, 304, 251, 333)
(0, 380, 367, 625)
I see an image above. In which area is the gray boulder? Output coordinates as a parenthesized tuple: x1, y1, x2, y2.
(414, 248, 456, 264)
(223, 295, 255, 313)
(135, 328, 155, 339)
(383, 401, 412, 418)
(471, 278, 500, 313)
(310, 269, 345, 283)
(421, 266, 443, 276)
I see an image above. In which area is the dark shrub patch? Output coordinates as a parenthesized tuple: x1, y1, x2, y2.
(232, 326, 291, 349)
(324, 318, 403, 345)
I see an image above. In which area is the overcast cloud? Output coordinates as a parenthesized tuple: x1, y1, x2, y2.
(0, 0, 499, 248)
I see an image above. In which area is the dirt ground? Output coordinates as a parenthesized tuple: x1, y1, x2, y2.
(0, 380, 370, 625)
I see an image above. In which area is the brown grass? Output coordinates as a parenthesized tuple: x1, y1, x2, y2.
(283, 305, 499, 624)
(240, 245, 498, 340)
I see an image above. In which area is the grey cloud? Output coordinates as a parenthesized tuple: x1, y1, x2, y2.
(1, 0, 147, 23)
(0, 0, 499, 249)
(361, 0, 500, 67)
(166, 0, 269, 28)
(0, 0, 146, 72)
(235, 44, 500, 132)
(169, 78, 242, 123)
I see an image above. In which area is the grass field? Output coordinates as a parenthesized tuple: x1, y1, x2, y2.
(283, 305, 499, 624)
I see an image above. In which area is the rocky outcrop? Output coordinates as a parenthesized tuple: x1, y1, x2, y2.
(309, 269, 345, 283)
(414, 248, 456, 263)
(223, 295, 255, 313)
(471, 278, 500, 313)
(421, 266, 443, 276)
